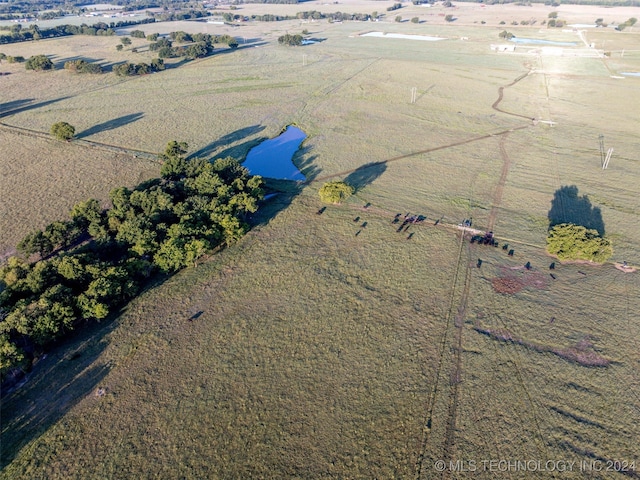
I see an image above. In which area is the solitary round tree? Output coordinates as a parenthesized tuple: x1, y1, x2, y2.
(50, 122, 75, 141)
(25, 54, 54, 71)
(319, 181, 354, 204)
(546, 223, 613, 263)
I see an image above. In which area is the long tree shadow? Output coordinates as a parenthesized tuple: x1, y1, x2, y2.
(214, 135, 271, 162)
(50, 55, 104, 70)
(188, 124, 266, 160)
(0, 99, 35, 115)
(548, 185, 605, 235)
(344, 161, 387, 192)
(0, 96, 71, 119)
(0, 319, 113, 469)
(75, 112, 144, 139)
(293, 145, 321, 183)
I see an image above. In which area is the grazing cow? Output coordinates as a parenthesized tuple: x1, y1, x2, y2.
(407, 232, 414, 240)
(550, 273, 556, 279)
(361, 221, 368, 228)
(355, 230, 361, 237)
(508, 249, 514, 256)
(549, 262, 555, 270)
(525, 261, 531, 270)
(502, 244, 509, 251)
(477, 259, 483, 268)
(317, 207, 326, 215)
(353, 216, 360, 222)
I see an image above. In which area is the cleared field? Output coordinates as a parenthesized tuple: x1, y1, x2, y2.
(1, 3, 639, 478)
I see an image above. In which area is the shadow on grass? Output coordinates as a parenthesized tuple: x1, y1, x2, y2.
(214, 136, 269, 162)
(0, 321, 113, 469)
(187, 124, 266, 160)
(548, 185, 605, 236)
(344, 161, 387, 192)
(0, 96, 71, 119)
(49, 55, 104, 70)
(75, 112, 144, 139)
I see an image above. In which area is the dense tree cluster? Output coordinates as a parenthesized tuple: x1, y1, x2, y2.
(64, 59, 103, 73)
(278, 33, 303, 46)
(0, 143, 263, 380)
(149, 32, 237, 59)
(616, 16, 638, 30)
(546, 223, 613, 263)
(113, 58, 164, 76)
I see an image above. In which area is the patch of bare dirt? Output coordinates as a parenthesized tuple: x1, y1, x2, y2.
(614, 263, 636, 273)
(492, 276, 524, 294)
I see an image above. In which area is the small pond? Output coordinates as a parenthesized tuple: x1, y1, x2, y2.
(509, 38, 577, 46)
(242, 126, 307, 181)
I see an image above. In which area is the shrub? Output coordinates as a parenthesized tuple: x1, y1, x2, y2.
(319, 181, 354, 204)
(546, 223, 613, 263)
(50, 121, 75, 141)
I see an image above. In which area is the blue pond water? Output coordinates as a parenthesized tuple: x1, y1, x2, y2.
(242, 126, 307, 181)
(510, 38, 577, 46)
(621, 72, 640, 77)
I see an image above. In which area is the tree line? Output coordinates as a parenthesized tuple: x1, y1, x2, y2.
(0, 142, 264, 382)
(0, 18, 155, 45)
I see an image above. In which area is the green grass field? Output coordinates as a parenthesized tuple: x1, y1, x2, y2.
(2, 4, 639, 478)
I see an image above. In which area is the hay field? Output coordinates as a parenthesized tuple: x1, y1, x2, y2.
(2, 3, 640, 478)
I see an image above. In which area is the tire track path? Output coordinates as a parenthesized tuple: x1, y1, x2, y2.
(414, 69, 538, 478)
(415, 230, 471, 479)
(308, 125, 530, 185)
(0, 122, 161, 162)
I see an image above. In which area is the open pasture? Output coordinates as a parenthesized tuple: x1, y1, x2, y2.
(2, 4, 640, 478)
